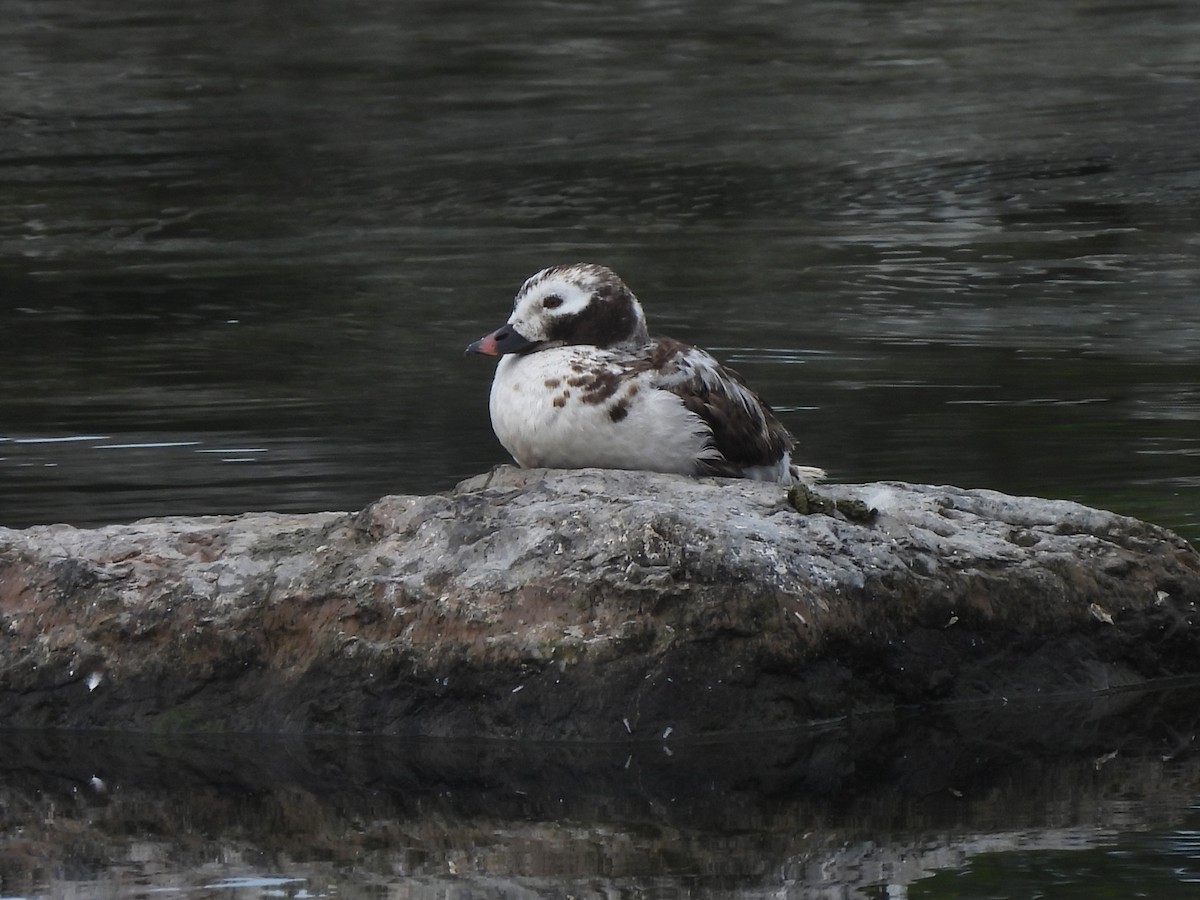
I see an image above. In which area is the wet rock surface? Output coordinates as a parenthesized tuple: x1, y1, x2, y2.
(1, 467, 1198, 738)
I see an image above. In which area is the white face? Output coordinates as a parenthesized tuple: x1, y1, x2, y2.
(507, 270, 596, 343)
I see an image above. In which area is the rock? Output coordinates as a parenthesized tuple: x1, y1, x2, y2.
(1, 467, 1198, 738)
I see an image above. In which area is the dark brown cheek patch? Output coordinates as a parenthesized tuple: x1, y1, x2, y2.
(547, 289, 639, 349)
(608, 401, 629, 423)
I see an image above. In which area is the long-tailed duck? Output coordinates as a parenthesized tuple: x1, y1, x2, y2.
(467, 264, 824, 483)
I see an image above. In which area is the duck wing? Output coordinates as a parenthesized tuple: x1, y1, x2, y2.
(634, 338, 796, 475)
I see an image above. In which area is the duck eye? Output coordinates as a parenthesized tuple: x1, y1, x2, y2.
(542, 295, 564, 310)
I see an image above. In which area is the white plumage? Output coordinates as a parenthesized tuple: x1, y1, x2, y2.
(467, 264, 823, 484)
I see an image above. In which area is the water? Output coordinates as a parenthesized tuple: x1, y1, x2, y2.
(2, 0, 1200, 894)
(3, 684, 1200, 898)
(1, 0, 1197, 537)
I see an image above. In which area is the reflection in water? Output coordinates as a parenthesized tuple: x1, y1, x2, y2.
(3, 685, 1200, 897)
(0, 0, 1198, 537)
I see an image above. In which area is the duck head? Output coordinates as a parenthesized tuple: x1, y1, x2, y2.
(467, 263, 650, 356)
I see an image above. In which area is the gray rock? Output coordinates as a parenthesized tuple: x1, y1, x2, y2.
(1, 467, 1198, 737)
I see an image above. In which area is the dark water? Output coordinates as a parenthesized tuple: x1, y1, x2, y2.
(3, 685, 1200, 899)
(2, 0, 1198, 539)
(3, 0, 1200, 894)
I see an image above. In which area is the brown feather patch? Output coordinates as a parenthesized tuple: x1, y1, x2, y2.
(628, 339, 796, 469)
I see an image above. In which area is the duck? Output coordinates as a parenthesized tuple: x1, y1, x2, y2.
(466, 264, 824, 483)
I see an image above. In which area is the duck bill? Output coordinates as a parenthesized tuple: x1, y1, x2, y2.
(466, 324, 539, 356)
